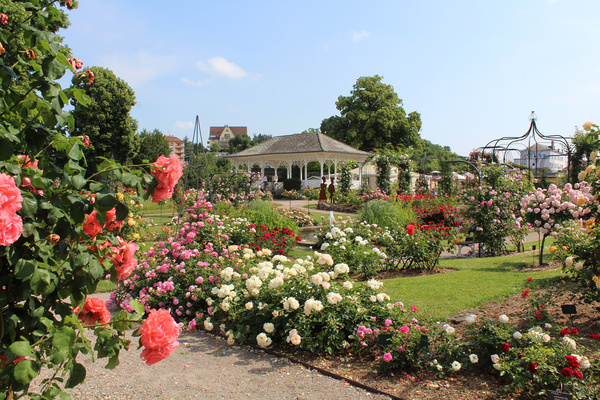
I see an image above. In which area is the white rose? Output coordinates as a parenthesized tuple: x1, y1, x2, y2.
(513, 331, 523, 340)
(451, 361, 461, 371)
(263, 323, 275, 333)
(498, 314, 509, 323)
(245, 302, 253, 310)
(469, 354, 479, 364)
(256, 333, 272, 348)
(491, 354, 500, 363)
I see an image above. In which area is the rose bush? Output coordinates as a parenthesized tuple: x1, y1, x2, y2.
(0, 2, 183, 397)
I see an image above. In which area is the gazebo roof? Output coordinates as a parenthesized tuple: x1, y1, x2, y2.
(226, 132, 371, 159)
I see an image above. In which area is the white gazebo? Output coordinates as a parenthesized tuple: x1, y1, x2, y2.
(225, 132, 372, 188)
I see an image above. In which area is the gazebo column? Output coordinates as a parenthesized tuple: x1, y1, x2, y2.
(247, 163, 250, 173)
(303, 161, 308, 188)
(334, 160, 338, 181)
(287, 161, 292, 179)
(320, 162, 324, 179)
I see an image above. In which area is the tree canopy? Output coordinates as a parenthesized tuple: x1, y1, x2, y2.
(320, 75, 422, 152)
(70, 66, 139, 173)
(132, 129, 170, 164)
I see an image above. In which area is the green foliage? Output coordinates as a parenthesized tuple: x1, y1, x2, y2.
(0, 2, 160, 397)
(71, 66, 140, 174)
(243, 200, 299, 233)
(375, 155, 392, 194)
(282, 177, 301, 191)
(358, 200, 415, 229)
(133, 129, 171, 164)
(302, 187, 320, 200)
(320, 75, 422, 152)
(228, 134, 252, 153)
(338, 161, 355, 195)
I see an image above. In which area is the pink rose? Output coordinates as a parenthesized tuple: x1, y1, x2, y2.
(0, 209, 23, 246)
(0, 13, 8, 25)
(139, 309, 180, 365)
(383, 352, 393, 363)
(109, 237, 138, 280)
(399, 326, 410, 334)
(150, 155, 183, 203)
(74, 297, 110, 325)
(0, 173, 23, 214)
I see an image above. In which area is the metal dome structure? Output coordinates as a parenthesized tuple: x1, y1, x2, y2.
(478, 112, 571, 182)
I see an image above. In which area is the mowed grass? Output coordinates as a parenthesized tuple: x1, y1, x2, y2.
(383, 251, 564, 320)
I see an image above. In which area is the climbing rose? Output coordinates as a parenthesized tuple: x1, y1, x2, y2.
(139, 309, 180, 365)
(0, 173, 23, 246)
(583, 121, 594, 131)
(0, 210, 23, 246)
(150, 155, 183, 203)
(383, 352, 393, 362)
(74, 297, 110, 325)
(109, 237, 138, 280)
(0, 173, 23, 214)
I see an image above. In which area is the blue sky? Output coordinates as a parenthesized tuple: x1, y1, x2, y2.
(61, 0, 600, 157)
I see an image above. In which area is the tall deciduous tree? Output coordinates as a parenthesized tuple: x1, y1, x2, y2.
(71, 66, 139, 173)
(228, 134, 252, 153)
(320, 75, 422, 152)
(133, 129, 171, 164)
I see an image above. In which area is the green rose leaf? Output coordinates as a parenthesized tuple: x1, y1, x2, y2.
(96, 193, 117, 211)
(65, 362, 86, 388)
(0, 137, 14, 160)
(13, 359, 39, 385)
(9, 341, 34, 358)
(71, 174, 86, 190)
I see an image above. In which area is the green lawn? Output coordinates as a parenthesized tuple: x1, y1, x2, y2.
(383, 252, 564, 320)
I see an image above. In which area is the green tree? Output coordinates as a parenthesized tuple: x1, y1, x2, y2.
(70, 66, 139, 174)
(228, 133, 251, 153)
(320, 75, 422, 152)
(132, 129, 170, 164)
(570, 126, 599, 183)
(251, 133, 272, 146)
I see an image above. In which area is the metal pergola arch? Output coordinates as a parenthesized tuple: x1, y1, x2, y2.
(477, 112, 572, 182)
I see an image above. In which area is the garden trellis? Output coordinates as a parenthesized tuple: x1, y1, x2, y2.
(478, 112, 572, 183)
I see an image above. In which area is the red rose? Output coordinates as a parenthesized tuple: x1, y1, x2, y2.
(83, 210, 102, 237)
(501, 342, 510, 352)
(561, 367, 574, 377)
(574, 370, 583, 379)
(571, 328, 578, 335)
(406, 224, 415, 235)
(74, 297, 110, 325)
(528, 363, 538, 374)
(560, 328, 571, 337)
(139, 309, 180, 366)
(104, 208, 124, 232)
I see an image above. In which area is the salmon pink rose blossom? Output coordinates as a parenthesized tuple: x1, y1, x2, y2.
(0, 173, 23, 245)
(74, 297, 110, 325)
(150, 155, 183, 203)
(108, 237, 138, 280)
(139, 309, 180, 365)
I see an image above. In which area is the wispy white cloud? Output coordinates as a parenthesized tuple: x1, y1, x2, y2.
(175, 121, 195, 130)
(100, 50, 178, 88)
(351, 30, 370, 42)
(183, 57, 261, 86)
(196, 57, 247, 80)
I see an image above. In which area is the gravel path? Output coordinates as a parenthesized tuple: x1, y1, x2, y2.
(37, 293, 392, 400)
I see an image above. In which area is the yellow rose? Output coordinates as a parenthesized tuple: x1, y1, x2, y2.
(127, 218, 135, 226)
(129, 200, 135, 205)
(578, 171, 587, 181)
(116, 192, 124, 201)
(549, 246, 558, 253)
(562, 246, 567, 250)
(577, 196, 586, 206)
(592, 152, 598, 162)
(593, 275, 599, 283)
(586, 165, 595, 174)
(132, 233, 140, 240)
(583, 121, 594, 131)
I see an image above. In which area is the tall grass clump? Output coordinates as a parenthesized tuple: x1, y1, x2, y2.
(243, 200, 299, 232)
(358, 200, 416, 229)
